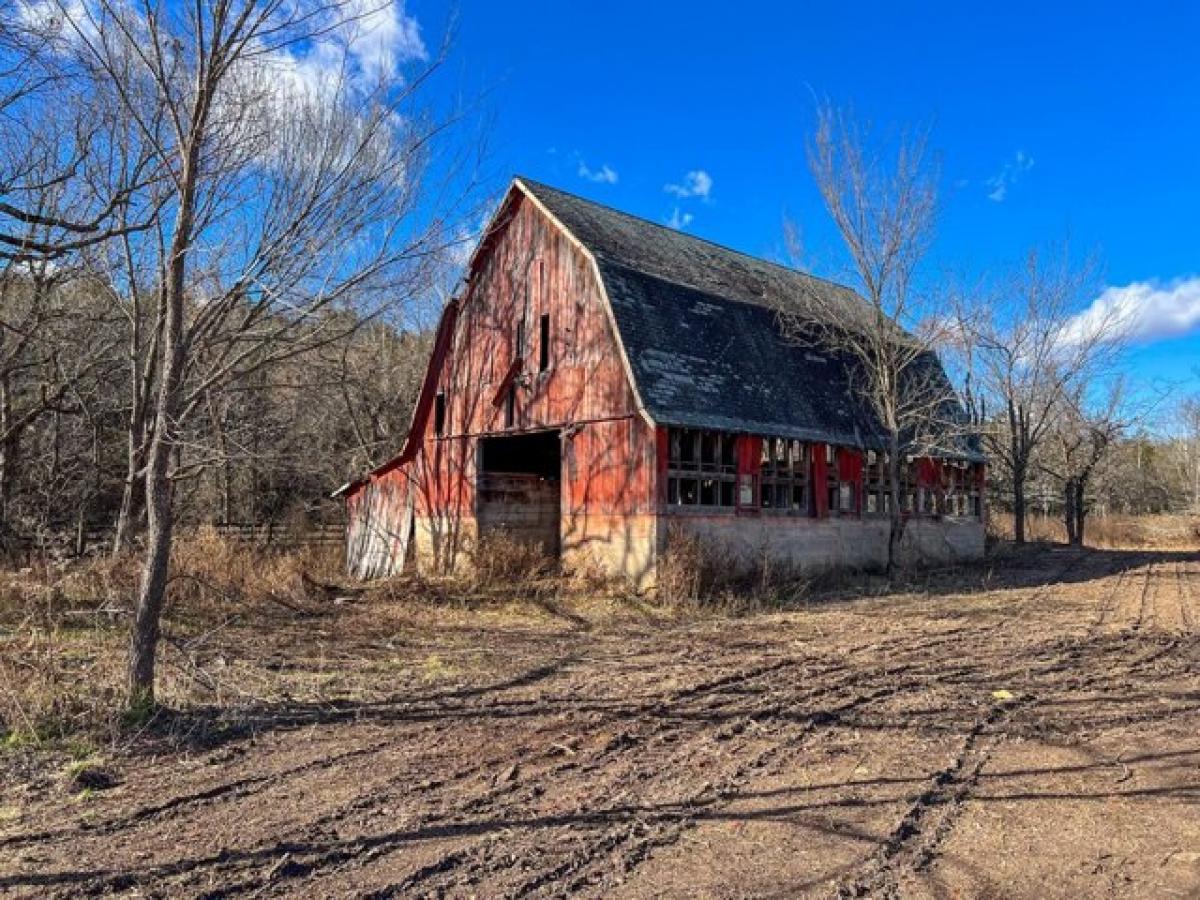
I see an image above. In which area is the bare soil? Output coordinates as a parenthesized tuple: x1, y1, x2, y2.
(2, 547, 1199, 898)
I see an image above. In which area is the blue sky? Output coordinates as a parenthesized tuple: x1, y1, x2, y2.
(417, 0, 1200, 400)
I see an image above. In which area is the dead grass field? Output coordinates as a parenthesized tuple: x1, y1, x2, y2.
(2, 542, 1200, 898)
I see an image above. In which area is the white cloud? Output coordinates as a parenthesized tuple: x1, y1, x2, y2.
(340, 0, 426, 83)
(17, 0, 102, 47)
(577, 161, 618, 184)
(666, 207, 693, 230)
(18, 0, 426, 94)
(1061, 276, 1200, 346)
(986, 150, 1034, 202)
(664, 169, 713, 201)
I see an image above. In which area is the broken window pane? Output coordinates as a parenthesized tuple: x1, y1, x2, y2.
(738, 474, 755, 506)
(791, 483, 806, 511)
(665, 428, 737, 510)
(679, 430, 697, 468)
(774, 483, 789, 509)
(759, 436, 810, 516)
(681, 478, 699, 505)
(839, 482, 854, 512)
(720, 480, 735, 507)
(721, 435, 737, 470)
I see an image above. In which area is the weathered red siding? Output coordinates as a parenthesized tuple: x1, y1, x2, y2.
(351, 191, 658, 577)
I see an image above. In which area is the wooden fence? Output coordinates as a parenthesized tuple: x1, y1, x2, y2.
(205, 522, 345, 550)
(1, 521, 345, 563)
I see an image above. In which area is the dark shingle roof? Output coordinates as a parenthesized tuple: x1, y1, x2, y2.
(518, 177, 979, 457)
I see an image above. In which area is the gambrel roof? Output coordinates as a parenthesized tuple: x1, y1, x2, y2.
(517, 178, 980, 458)
(333, 177, 980, 499)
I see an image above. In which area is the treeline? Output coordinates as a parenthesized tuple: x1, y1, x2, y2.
(989, 424, 1200, 520)
(0, 278, 432, 548)
(944, 246, 1200, 546)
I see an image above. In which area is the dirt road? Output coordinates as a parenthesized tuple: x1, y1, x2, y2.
(3, 547, 1199, 898)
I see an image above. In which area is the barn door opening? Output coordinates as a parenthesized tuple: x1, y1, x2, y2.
(477, 431, 561, 559)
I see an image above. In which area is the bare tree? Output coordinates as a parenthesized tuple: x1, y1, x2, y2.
(781, 104, 962, 578)
(1181, 395, 1200, 512)
(1040, 379, 1131, 546)
(956, 248, 1120, 542)
(34, 0, 477, 707)
(0, 12, 164, 263)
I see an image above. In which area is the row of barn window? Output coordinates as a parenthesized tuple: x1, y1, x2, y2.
(665, 428, 982, 518)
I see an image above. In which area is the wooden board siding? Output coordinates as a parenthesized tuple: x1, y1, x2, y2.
(345, 471, 412, 580)
(348, 191, 658, 579)
(477, 473, 560, 555)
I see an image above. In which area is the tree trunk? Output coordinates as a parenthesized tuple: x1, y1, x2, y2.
(1012, 473, 1027, 544)
(0, 435, 17, 529)
(1072, 480, 1087, 547)
(0, 373, 15, 527)
(128, 427, 174, 706)
(885, 435, 903, 580)
(113, 435, 146, 555)
(126, 128, 199, 706)
(127, 312, 186, 707)
(1062, 477, 1084, 547)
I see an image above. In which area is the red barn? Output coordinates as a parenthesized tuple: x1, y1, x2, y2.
(336, 178, 985, 585)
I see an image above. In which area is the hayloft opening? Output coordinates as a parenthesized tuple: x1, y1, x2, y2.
(477, 430, 561, 558)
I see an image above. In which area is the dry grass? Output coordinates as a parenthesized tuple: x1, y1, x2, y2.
(656, 525, 812, 613)
(0, 525, 810, 756)
(988, 511, 1200, 549)
(0, 529, 644, 756)
(0, 528, 349, 755)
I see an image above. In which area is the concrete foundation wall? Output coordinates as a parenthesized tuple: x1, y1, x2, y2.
(411, 509, 982, 585)
(411, 511, 660, 588)
(561, 512, 659, 589)
(664, 514, 984, 574)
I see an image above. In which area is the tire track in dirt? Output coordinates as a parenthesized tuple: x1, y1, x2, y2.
(352, 639, 1027, 900)
(398, 585, 1099, 900)
(1131, 559, 1154, 632)
(93, 588, 1124, 899)
(125, 655, 834, 898)
(831, 557, 1183, 899)
(18, 550, 1195, 900)
(244, 639, 983, 897)
(301, 659, 845, 893)
(1146, 558, 1164, 632)
(835, 700, 1019, 899)
(438, 683, 913, 899)
(19, 656, 797, 879)
(1176, 558, 1195, 632)
(1091, 557, 1132, 633)
(0, 735, 403, 851)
